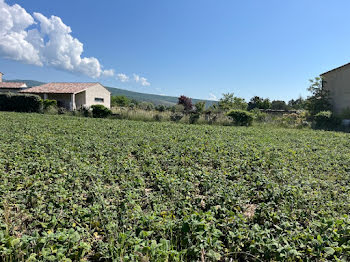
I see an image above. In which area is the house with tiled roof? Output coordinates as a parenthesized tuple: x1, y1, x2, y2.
(21, 82, 111, 110)
(0, 72, 27, 92)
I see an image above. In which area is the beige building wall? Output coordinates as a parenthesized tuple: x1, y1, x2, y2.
(75, 91, 86, 109)
(322, 66, 350, 114)
(84, 83, 111, 109)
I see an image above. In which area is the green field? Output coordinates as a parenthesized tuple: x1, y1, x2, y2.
(0, 112, 350, 261)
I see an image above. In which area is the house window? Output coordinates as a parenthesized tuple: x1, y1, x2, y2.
(95, 97, 104, 102)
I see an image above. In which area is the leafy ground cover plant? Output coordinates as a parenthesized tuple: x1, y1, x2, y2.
(0, 112, 350, 261)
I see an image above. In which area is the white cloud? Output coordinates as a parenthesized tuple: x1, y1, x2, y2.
(0, 0, 41, 65)
(117, 73, 129, 82)
(0, 0, 113, 78)
(133, 73, 150, 86)
(133, 73, 140, 82)
(102, 69, 115, 77)
(209, 93, 218, 101)
(140, 77, 150, 86)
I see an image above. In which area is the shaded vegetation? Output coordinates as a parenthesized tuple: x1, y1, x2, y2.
(0, 93, 42, 113)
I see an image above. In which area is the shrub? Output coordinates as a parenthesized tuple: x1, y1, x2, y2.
(194, 102, 206, 113)
(227, 109, 253, 126)
(42, 99, 57, 110)
(189, 112, 200, 124)
(0, 93, 42, 112)
(91, 105, 112, 118)
(313, 111, 341, 130)
(155, 105, 166, 112)
(111, 95, 130, 107)
(78, 106, 92, 117)
(153, 114, 163, 121)
(278, 113, 309, 128)
(171, 104, 185, 113)
(170, 113, 183, 122)
(58, 107, 67, 115)
(42, 99, 58, 114)
(138, 102, 154, 111)
(250, 108, 267, 122)
(204, 111, 218, 125)
(44, 106, 59, 115)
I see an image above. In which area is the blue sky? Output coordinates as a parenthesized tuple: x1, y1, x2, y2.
(1, 0, 350, 101)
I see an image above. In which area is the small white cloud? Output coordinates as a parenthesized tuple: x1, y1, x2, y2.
(209, 93, 218, 101)
(133, 73, 150, 86)
(140, 77, 150, 86)
(102, 69, 115, 77)
(117, 73, 129, 82)
(133, 73, 140, 82)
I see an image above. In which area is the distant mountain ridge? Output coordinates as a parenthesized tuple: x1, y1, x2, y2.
(105, 86, 218, 107)
(4, 79, 218, 107)
(4, 79, 45, 87)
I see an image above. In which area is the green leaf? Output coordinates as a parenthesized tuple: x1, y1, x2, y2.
(324, 247, 335, 256)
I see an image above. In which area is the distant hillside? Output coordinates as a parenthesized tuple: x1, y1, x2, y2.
(106, 86, 218, 107)
(4, 79, 45, 87)
(5, 79, 218, 107)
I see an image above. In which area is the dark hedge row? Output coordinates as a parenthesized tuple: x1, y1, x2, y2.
(0, 93, 42, 112)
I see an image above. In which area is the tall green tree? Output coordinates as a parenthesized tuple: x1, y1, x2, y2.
(306, 77, 332, 115)
(218, 93, 247, 111)
(194, 101, 206, 113)
(247, 96, 271, 110)
(288, 97, 306, 110)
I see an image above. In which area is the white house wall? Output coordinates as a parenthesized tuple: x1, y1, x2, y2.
(84, 84, 111, 109)
(75, 91, 86, 109)
(323, 66, 350, 114)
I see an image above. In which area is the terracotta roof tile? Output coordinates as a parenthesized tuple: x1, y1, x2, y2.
(0, 82, 27, 88)
(21, 82, 99, 94)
